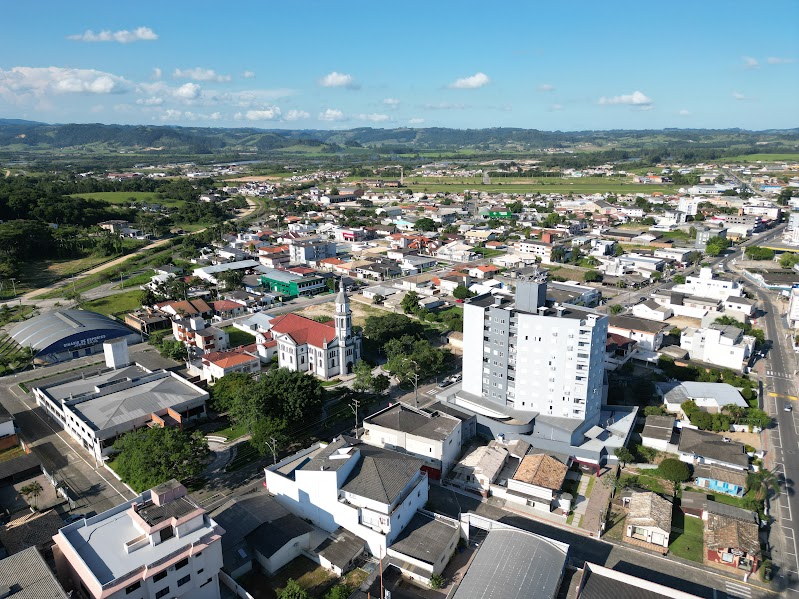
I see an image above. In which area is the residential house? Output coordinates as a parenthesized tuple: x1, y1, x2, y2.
(468, 265, 500, 279)
(656, 381, 748, 415)
(436, 241, 477, 262)
(0, 546, 69, 598)
(125, 310, 171, 335)
(703, 502, 760, 573)
(201, 348, 261, 382)
(361, 403, 462, 479)
(53, 480, 224, 599)
(449, 444, 508, 497)
(507, 453, 570, 513)
(289, 240, 338, 265)
(678, 428, 749, 471)
(155, 299, 213, 321)
(640, 415, 676, 451)
(632, 299, 673, 322)
(193, 260, 260, 285)
(672, 268, 744, 301)
(210, 299, 246, 321)
(608, 315, 667, 351)
(173, 317, 229, 355)
(258, 245, 291, 269)
(694, 463, 747, 498)
(465, 230, 496, 245)
(625, 491, 672, 549)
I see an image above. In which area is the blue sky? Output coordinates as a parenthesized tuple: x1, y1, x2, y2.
(1, 0, 797, 130)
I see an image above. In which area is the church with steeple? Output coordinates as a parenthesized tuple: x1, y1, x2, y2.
(269, 280, 362, 379)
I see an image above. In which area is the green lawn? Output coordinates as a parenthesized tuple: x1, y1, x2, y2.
(0, 445, 25, 463)
(620, 473, 667, 495)
(473, 247, 505, 258)
(720, 153, 799, 163)
(81, 289, 143, 316)
(669, 511, 704, 562)
(223, 326, 257, 347)
(208, 421, 248, 442)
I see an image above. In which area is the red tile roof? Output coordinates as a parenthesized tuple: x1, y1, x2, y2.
(210, 353, 259, 369)
(212, 300, 245, 312)
(270, 313, 336, 348)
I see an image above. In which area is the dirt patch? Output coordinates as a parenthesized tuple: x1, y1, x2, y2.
(664, 314, 703, 330)
(296, 299, 387, 328)
(723, 430, 761, 450)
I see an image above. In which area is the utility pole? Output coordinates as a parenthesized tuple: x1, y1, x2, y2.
(350, 398, 361, 438)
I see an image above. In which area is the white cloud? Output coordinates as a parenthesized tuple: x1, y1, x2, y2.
(357, 113, 390, 122)
(0, 66, 130, 102)
(598, 90, 653, 107)
(67, 26, 158, 43)
(742, 56, 759, 69)
(767, 56, 795, 64)
(408, 118, 425, 125)
(383, 98, 400, 107)
(319, 108, 346, 121)
(174, 67, 231, 82)
(318, 72, 358, 89)
(242, 70, 256, 79)
(732, 91, 746, 101)
(234, 107, 282, 121)
(90, 104, 104, 113)
(174, 82, 201, 100)
(537, 83, 555, 92)
(448, 72, 490, 89)
(152, 67, 162, 80)
(424, 102, 466, 110)
(136, 96, 164, 106)
(159, 109, 183, 121)
(550, 103, 563, 111)
(678, 109, 691, 116)
(285, 109, 310, 121)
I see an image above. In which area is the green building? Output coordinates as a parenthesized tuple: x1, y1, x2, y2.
(258, 267, 325, 298)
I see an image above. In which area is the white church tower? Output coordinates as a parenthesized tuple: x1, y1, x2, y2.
(335, 279, 360, 373)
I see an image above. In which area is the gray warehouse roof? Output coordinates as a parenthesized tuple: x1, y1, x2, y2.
(0, 546, 69, 599)
(453, 528, 568, 599)
(9, 309, 134, 354)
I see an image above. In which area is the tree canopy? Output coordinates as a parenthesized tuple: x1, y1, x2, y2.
(363, 313, 424, 347)
(112, 426, 210, 492)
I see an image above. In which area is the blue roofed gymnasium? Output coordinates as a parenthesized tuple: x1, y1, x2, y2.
(9, 309, 140, 363)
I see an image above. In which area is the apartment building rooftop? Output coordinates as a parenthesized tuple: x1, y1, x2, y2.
(364, 403, 459, 442)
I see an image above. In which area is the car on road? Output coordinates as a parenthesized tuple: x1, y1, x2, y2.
(785, 403, 793, 412)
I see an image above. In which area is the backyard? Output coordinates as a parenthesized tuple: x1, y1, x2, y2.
(668, 510, 704, 562)
(223, 326, 257, 347)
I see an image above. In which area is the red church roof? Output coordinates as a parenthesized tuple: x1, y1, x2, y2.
(269, 313, 336, 348)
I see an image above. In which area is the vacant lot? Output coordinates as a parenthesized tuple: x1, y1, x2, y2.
(297, 298, 385, 328)
(669, 510, 704, 562)
(81, 289, 143, 316)
(224, 326, 257, 347)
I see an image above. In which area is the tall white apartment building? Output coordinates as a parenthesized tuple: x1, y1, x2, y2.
(460, 278, 607, 443)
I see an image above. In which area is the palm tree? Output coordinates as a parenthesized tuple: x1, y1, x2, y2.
(746, 468, 781, 505)
(20, 481, 43, 510)
(722, 404, 746, 423)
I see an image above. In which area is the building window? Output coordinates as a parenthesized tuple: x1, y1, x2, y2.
(175, 557, 189, 570)
(159, 527, 174, 543)
(155, 587, 170, 599)
(126, 581, 141, 594)
(200, 578, 213, 587)
(178, 574, 191, 587)
(153, 570, 168, 582)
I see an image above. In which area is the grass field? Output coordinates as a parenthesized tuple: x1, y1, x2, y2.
(69, 191, 185, 208)
(669, 511, 704, 562)
(472, 247, 505, 258)
(223, 326, 257, 347)
(81, 289, 143, 316)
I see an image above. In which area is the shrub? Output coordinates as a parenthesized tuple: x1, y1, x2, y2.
(429, 574, 446, 589)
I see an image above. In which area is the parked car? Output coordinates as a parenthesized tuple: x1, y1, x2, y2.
(785, 403, 793, 412)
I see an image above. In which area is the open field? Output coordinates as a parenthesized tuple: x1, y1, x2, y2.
(223, 326, 257, 347)
(297, 297, 385, 328)
(68, 191, 185, 208)
(81, 289, 144, 316)
(402, 176, 678, 194)
(14, 253, 133, 295)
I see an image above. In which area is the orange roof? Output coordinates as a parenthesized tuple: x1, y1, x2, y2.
(211, 353, 259, 369)
(476, 265, 500, 272)
(156, 299, 212, 316)
(259, 245, 289, 254)
(270, 313, 336, 347)
(320, 257, 345, 265)
(212, 300, 245, 312)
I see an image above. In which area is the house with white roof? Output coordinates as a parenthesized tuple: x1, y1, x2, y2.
(657, 381, 748, 415)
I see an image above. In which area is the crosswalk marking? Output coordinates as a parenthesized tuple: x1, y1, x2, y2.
(725, 580, 752, 598)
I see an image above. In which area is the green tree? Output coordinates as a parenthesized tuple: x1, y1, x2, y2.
(779, 253, 799, 268)
(614, 244, 625, 257)
(614, 447, 634, 468)
(656, 458, 690, 494)
(363, 313, 424, 347)
(745, 246, 775, 261)
(583, 270, 602, 283)
(250, 417, 287, 459)
(112, 427, 210, 492)
(643, 405, 667, 416)
(372, 373, 390, 394)
(704, 236, 730, 257)
(453, 285, 473, 300)
(211, 372, 255, 413)
(158, 339, 188, 361)
(401, 291, 421, 314)
(324, 585, 352, 599)
(217, 269, 244, 290)
(610, 304, 624, 315)
(746, 468, 781, 503)
(279, 579, 309, 599)
(352, 360, 374, 392)
(414, 218, 437, 232)
(372, 294, 385, 305)
(139, 288, 158, 307)
(259, 368, 325, 422)
(672, 274, 686, 284)
(429, 574, 446, 590)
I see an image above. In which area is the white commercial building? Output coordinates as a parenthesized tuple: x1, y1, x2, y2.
(53, 480, 224, 599)
(672, 267, 743, 301)
(680, 323, 755, 371)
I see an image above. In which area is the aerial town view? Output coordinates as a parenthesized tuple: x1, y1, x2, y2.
(0, 2, 798, 598)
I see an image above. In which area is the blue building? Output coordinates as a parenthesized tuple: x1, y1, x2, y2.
(693, 463, 747, 497)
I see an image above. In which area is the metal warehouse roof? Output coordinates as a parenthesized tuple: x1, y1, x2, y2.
(9, 309, 133, 353)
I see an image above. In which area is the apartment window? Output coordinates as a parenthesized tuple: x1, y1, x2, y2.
(200, 578, 213, 587)
(175, 557, 189, 570)
(153, 570, 168, 583)
(126, 581, 141, 594)
(155, 587, 170, 599)
(178, 574, 191, 587)
(197, 568, 204, 575)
